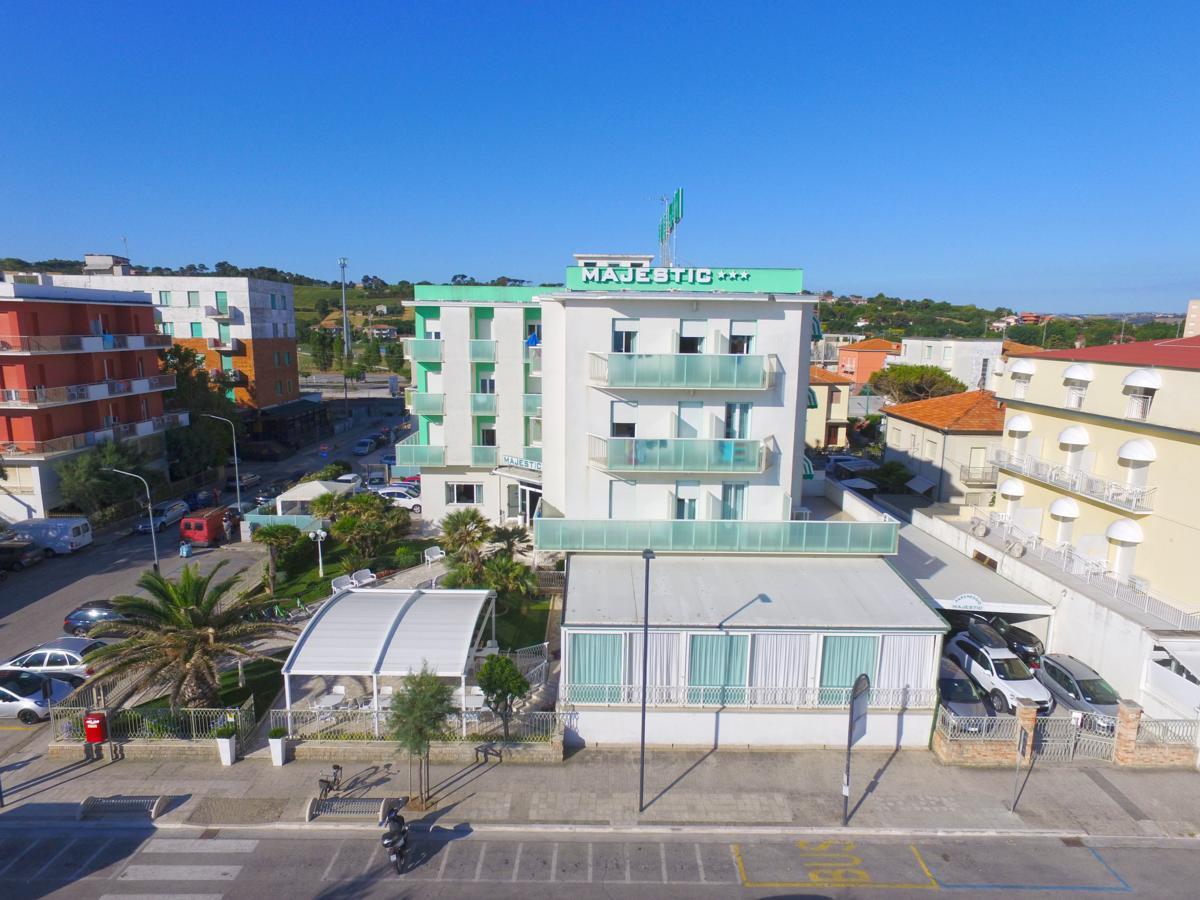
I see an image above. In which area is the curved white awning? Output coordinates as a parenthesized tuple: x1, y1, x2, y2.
(1006, 413, 1033, 434)
(998, 478, 1026, 498)
(1058, 425, 1090, 446)
(1063, 363, 1095, 382)
(1049, 497, 1080, 519)
(1123, 368, 1163, 390)
(1009, 359, 1036, 376)
(1117, 438, 1157, 462)
(1106, 518, 1144, 544)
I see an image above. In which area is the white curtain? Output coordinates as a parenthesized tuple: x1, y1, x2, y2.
(625, 632, 680, 687)
(876, 634, 936, 692)
(749, 633, 811, 688)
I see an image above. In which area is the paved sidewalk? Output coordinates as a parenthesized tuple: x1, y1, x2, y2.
(2, 743, 1199, 837)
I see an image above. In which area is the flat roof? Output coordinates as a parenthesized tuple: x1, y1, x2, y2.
(888, 524, 1051, 616)
(563, 555, 947, 632)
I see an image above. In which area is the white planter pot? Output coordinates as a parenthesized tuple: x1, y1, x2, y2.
(269, 737, 288, 766)
(216, 736, 237, 766)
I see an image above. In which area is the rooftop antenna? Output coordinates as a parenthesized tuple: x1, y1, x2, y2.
(657, 188, 683, 266)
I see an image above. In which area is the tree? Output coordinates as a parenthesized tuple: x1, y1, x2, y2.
(159, 344, 242, 478)
(384, 343, 405, 374)
(489, 525, 532, 558)
(85, 562, 294, 708)
(871, 460, 914, 492)
(1005, 324, 1042, 345)
(482, 554, 539, 615)
(386, 663, 454, 806)
(251, 524, 301, 594)
(314, 297, 331, 319)
(450, 274, 477, 285)
(330, 491, 411, 559)
(439, 508, 492, 555)
(869, 365, 967, 404)
(308, 490, 348, 520)
(55, 440, 157, 517)
(475, 655, 530, 740)
(309, 331, 334, 371)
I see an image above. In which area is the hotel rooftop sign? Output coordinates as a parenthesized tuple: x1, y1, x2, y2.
(566, 266, 804, 294)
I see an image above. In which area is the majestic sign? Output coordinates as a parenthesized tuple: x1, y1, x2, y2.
(567, 266, 805, 294)
(950, 593, 984, 611)
(502, 454, 542, 472)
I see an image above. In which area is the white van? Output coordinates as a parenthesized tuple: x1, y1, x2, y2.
(8, 517, 93, 556)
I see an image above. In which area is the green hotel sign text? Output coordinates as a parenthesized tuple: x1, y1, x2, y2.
(567, 266, 804, 294)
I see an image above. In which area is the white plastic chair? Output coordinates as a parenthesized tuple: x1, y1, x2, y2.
(330, 574, 354, 592)
(424, 546, 446, 567)
(350, 568, 376, 586)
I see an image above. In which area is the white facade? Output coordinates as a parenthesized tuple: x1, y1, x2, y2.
(891, 338, 1003, 390)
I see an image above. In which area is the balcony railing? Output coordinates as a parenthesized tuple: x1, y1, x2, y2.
(393, 432, 445, 467)
(523, 394, 542, 417)
(589, 352, 773, 389)
(959, 464, 998, 486)
(561, 683, 934, 709)
(468, 340, 496, 363)
(589, 434, 768, 474)
(207, 336, 243, 353)
(989, 446, 1155, 513)
(0, 333, 173, 354)
(406, 391, 445, 415)
(522, 446, 542, 463)
(525, 345, 542, 374)
(0, 374, 176, 408)
(470, 393, 498, 415)
(204, 304, 231, 319)
(0, 411, 189, 459)
(471, 446, 498, 466)
(534, 517, 899, 555)
(403, 338, 443, 363)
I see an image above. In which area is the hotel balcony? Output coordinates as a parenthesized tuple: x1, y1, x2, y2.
(0, 412, 190, 460)
(989, 445, 1155, 513)
(468, 340, 496, 363)
(522, 446, 542, 463)
(204, 304, 231, 319)
(403, 339, 443, 363)
(0, 333, 173, 354)
(470, 393, 498, 415)
(406, 391, 445, 415)
(588, 434, 769, 474)
(588, 352, 774, 390)
(471, 445, 498, 466)
(207, 336, 243, 353)
(209, 369, 247, 386)
(959, 464, 999, 486)
(523, 394, 542, 417)
(525, 345, 542, 375)
(393, 433, 446, 467)
(0, 375, 176, 409)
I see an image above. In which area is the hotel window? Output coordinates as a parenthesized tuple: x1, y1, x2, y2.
(187, 291, 200, 307)
(423, 319, 442, 340)
(1012, 375, 1029, 399)
(678, 319, 706, 354)
(941, 346, 953, 365)
(478, 375, 496, 394)
(445, 482, 484, 505)
(674, 481, 699, 520)
(286, 380, 293, 394)
(925, 439, 937, 460)
(909, 433, 917, 451)
(157, 291, 171, 306)
(274, 351, 281, 366)
(611, 318, 638, 353)
(923, 344, 932, 361)
(720, 482, 747, 520)
(1066, 383, 1087, 410)
(724, 402, 751, 439)
(729, 320, 756, 354)
(215, 291, 229, 314)
(190, 322, 203, 338)
(526, 321, 542, 342)
(1126, 390, 1154, 420)
(610, 400, 637, 438)
(478, 425, 497, 447)
(275, 381, 283, 395)
(159, 322, 174, 336)
(269, 293, 278, 309)
(284, 351, 292, 365)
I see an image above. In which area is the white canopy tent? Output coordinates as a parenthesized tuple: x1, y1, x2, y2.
(274, 479, 356, 515)
(281, 586, 496, 735)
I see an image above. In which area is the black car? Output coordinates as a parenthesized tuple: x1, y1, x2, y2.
(63, 600, 128, 637)
(945, 612, 1045, 667)
(183, 488, 222, 511)
(0, 539, 43, 572)
(253, 480, 290, 506)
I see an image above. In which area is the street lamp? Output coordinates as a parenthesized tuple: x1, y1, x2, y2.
(308, 529, 328, 578)
(338, 256, 350, 415)
(103, 467, 159, 573)
(201, 413, 241, 513)
(638, 547, 655, 813)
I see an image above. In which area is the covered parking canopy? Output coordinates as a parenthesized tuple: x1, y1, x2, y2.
(274, 479, 356, 515)
(282, 586, 496, 729)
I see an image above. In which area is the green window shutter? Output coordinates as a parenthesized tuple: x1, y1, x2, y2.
(687, 633, 748, 704)
(819, 636, 878, 706)
(807, 387, 819, 409)
(569, 633, 624, 703)
(189, 322, 203, 338)
(218, 322, 231, 343)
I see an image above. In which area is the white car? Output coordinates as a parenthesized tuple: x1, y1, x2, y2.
(377, 487, 421, 514)
(335, 474, 363, 492)
(4, 638, 105, 686)
(945, 631, 1054, 716)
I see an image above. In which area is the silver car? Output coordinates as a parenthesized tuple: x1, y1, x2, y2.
(1036, 654, 1121, 722)
(0, 669, 74, 724)
(4, 637, 106, 686)
(137, 499, 190, 534)
(938, 657, 993, 719)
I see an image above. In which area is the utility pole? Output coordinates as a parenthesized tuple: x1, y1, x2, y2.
(338, 257, 350, 417)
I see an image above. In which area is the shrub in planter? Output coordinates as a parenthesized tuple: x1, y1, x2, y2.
(394, 546, 421, 570)
(268, 726, 288, 740)
(214, 725, 237, 739)
(214, 724, 238, 766)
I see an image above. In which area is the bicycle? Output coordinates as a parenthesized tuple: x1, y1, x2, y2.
(317, 764, 343, 800)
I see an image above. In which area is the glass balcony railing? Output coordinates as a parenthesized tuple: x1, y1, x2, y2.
(468, 340, 496, 363)
(534, 518, 899, 555)
(470, 393, 498, 415)
(406, 392, 445, 415)
(471, 445, 498, 466)
(523, 394, 542, 416)
(522, 446, 542, 462)
(590, 435, 767, 473)
(393, 442, 446, 466)
(0, 333, 173, 354)
(590, 352, 772, 389)
(402, 338, 443, 363)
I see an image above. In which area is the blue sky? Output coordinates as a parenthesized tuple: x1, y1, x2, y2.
(2, 2, 1197, 313)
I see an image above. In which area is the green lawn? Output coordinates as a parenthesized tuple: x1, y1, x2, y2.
(273, 536, 439, 606)
(137, 654, 286, 714)
(492, 597, 550, 650)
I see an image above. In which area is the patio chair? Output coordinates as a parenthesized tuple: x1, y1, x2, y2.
(350, 568, 376, 586)
(331, 685, 346, 696)
(330, 574, 354, 592)
(424, 546, 446, 567)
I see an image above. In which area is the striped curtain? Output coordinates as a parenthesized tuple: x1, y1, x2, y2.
(687, 633, 749, 704)
(819, 635, 878, 706)
(568, 632, 624, 703)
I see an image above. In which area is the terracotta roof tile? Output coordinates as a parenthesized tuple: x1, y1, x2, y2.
(882, 389, 1005, 433)
(1025, 336, 1200, 370)
(841, 338, 902, 352)
(809, 366, 855, 385)
(1002, 340, 1043, 357)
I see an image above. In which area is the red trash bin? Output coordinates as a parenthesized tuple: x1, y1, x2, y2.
(83, 711, 108, 744)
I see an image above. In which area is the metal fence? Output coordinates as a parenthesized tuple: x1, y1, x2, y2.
(269, 707, 568, 743)
(49, 696, 255, 744)
(561, 684, 936, 710)
(1137, 718, 1199, 746)
(935, 708, 1019, 742)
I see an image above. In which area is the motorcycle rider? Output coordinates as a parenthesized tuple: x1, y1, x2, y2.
(381, 805, 408, 872)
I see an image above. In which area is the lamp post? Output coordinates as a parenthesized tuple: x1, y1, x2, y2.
(201, 413, 240, 513)
(308, 529, 327, 578)
(338, 256, 350, 416)
(103, 467, 158, 573)
(638, 547, 655, 813)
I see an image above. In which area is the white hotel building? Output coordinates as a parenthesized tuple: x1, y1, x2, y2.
(400, 254, 947, 748)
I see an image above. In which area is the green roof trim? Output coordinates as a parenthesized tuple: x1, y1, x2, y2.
(413, 285, 543, 303)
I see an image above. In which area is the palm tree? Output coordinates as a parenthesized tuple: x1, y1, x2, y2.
(85, 562, 295, 709)
(439, 508, 492, 556)
(490, 524, 532, 558)
(251, 523, 301, 594)
(482, 554, 539, 615)
(309, 491, 347, 520)
(331, 492, 410, 560)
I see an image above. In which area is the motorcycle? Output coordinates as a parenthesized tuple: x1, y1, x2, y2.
(380, 806, 409, 874)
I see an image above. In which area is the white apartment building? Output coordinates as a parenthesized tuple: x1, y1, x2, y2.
(888, 337, 1003, 390)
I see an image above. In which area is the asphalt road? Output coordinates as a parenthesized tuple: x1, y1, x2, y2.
(0, 826, 1197, 899)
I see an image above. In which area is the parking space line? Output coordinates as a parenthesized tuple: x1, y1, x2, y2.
(511, 842, 523, 881)
(550, 842, 558, 882)
(625, 842, 631, 882)
(474, 842, 486, 881)
(933, 846, 1132, 893)
(733, 842, 940, 890)
(360, 843, 379, 874)
(437, 842, 452, 880)
(321, 841, 344, 882)
(30, 838, 77, 880)
(67, 837, 113, 881)
(660, 843, 668, 883)
(695, 843, 706, 883)
(587, 842, 593, 883)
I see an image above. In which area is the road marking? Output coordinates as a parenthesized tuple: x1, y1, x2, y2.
(660, 842, 668, 883)
(474, 842, 487, 881)
(695, 843, 706, 883)
(144, 839, 258, 854)
(437, 841, 452, 880)
(101, 895, 224, 900)
(321, 840, 344, 882)
(65, 837, 113, 881)
(550, 842, 558, 882)
(118, 865, 241, 881)
(587, 842, 593, 883)
(511, 842, 523, 881)
(733, 841, 940, 891)
(361, 844, 380, 874)
(933, 846, 1132, 893)
(625, 842, 631, 882)
(30, 838, 77, 879)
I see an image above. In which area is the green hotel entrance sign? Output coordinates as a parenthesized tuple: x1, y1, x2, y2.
(566, 266, 804, 294)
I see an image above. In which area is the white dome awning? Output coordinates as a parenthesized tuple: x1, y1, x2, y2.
(1006, 413, 1033, 434)
(1117, 438, 1157, 462)
(1009, 359, 1037, 376)
(998, 478, 1026, 498)
(1049, 497, 1081, 519)
(1123, 368, 1163, 390)
(1106, 518, 1144, 544)
(1063, 363, 1095, 382)
(1058, 425, 1090, 446)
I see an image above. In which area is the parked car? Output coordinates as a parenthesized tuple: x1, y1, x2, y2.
(335, 473, 363, 491)
(7, 517, 93, 556)
(63, 600, 128, 637)
(1036, 654, 1122, 721)
(136, 499, 190, 534)
(3, 638, 106, 687)
(254, 481, 290, 506)
(352, 438, 376, 456)
(225, 472, 262, 491)
(365, 473, 389, 490)
(945, 612, 1045, 667)
(380, 453, 396, 466)
(183, 488, 221, 511)
(180, 508, 227, 548)
(944, 631, 1054, 716)
(377, 488, 422, 514)
(0, 669, 74, 724)
(937, 657, 993, 720)
(0, 538, 44, 572)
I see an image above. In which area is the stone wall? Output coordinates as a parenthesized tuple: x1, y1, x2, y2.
(291, 738, 563, 764)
